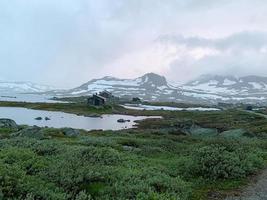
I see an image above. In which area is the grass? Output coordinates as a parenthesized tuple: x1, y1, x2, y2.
(0, 101, 113, 115)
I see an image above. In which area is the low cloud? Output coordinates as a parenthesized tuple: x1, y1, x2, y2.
(163, 32, 267, 82)
(1, 0, 267, 87)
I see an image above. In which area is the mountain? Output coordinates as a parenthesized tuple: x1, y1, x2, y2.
(0, 80, 54, 93)
(181, 74, 267, 103)
(45, 73, 267, 104)
(183, 74, 267, 95)
(50, 73, 183, 102)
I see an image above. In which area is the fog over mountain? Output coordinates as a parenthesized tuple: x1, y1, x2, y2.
(1, 0, 267, 88)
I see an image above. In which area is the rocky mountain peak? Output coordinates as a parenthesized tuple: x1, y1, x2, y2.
(139, 73, 168, 87)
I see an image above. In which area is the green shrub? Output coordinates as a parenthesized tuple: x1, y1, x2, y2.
(190, 144, 264, 180)
(75, 191, 92, 200)
(79, 146, 122, 165)
(104, 168, 192, 200)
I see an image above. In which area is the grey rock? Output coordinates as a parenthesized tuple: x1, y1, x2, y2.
(35, 117, 42, 120)
(220, 129, 250, 138)
(0, 118, 18, 129)
(12, 126, 44, 139)
(175, 120, 218, 136)
(62, 128, 80, 137)
(117, 119, 130, 123)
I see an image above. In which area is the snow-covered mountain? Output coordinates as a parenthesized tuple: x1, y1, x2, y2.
(45, 73, 267, 104)
(181, 74, 267, 104)
(0, 80, 54, 93)
(183, 74, 267, 95)
(50, 73, 182, 101)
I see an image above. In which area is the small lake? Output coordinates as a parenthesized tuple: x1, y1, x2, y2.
(0, 107, 159, 131)
(121, 104, 220, 111)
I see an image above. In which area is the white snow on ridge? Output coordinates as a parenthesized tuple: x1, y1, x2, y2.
(92, 79, 141, 87)
(183, 83, 238, 95)
(231, 96, 266, 100)
(183, 91, 230, 100)
(71, 90, 88, 95)
(158, 86, 168, 90)
(0, 81, 54, 93)
(248, 82, 263, 90)
(222, 79, 236, 86)
(121, 104, 220, 111)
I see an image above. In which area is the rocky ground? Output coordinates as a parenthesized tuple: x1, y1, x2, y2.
(225, 169, 267, 200)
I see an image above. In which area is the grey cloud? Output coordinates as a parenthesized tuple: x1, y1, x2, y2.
(0, 0, 267, 87)
(158, 31, 267, 50)
(165, 31, 267, 83)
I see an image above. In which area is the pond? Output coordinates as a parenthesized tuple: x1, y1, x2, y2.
(121, 104, 220, 111)
(0, 107, 159, 131)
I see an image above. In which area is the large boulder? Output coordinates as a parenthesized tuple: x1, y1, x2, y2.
(175, 120, 218, 136)
(0, 119, 18, 129)
(220, 129, 253, 138)
(12, 126, 45, 139)
(175, 120, 199, 135)
(61, 128, 80, 137)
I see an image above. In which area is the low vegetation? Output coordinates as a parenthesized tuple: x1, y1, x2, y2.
(0, 101, 113, 116)
(1, 102, 267, 199)
(0, 127, 266, 200)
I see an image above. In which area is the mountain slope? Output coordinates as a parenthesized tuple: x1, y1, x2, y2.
(53, 73, 182, 101)
(46, 73, 267, 104)
(183, 74, 267, 95)
(0, 80, 54, 93)
(180, 74, 267, 104)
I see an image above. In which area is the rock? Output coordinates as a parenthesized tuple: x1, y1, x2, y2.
(117, 119, 125, 123)
(117, 119, 130, 123)
(86, 113, 102, 118)
(12, 126, 45, 139)
(175, 120, 218, 136)
(45, 117, 51, 120)
(220, 129, 253, 138)
(0, 118, 18, 129)
(35, 117, 42, 120)
(61, 128, 80, 137)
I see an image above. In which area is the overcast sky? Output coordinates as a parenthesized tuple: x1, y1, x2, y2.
(1, 0, 267, 88)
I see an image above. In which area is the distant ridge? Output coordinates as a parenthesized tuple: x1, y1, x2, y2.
(0, 80, 54, 93)
(44, 73, 267, 104)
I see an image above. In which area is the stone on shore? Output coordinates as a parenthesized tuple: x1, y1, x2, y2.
(0, 118, 18, 130)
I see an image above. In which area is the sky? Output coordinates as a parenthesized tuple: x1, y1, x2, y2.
(1, 0, 267, 88)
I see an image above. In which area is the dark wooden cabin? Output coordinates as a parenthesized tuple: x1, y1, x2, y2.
(132, 97, 141, 103)
(87, 94, 106, 106)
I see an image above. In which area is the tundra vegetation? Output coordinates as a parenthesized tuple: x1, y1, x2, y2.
(0, 101, 267, 199)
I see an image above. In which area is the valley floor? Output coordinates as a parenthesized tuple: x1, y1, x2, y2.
(1, 101, 267, 199)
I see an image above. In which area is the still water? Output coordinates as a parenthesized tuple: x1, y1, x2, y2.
(0, 107, 159, 131)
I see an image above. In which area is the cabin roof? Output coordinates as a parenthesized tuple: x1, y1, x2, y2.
(93, 94, 106, 101)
